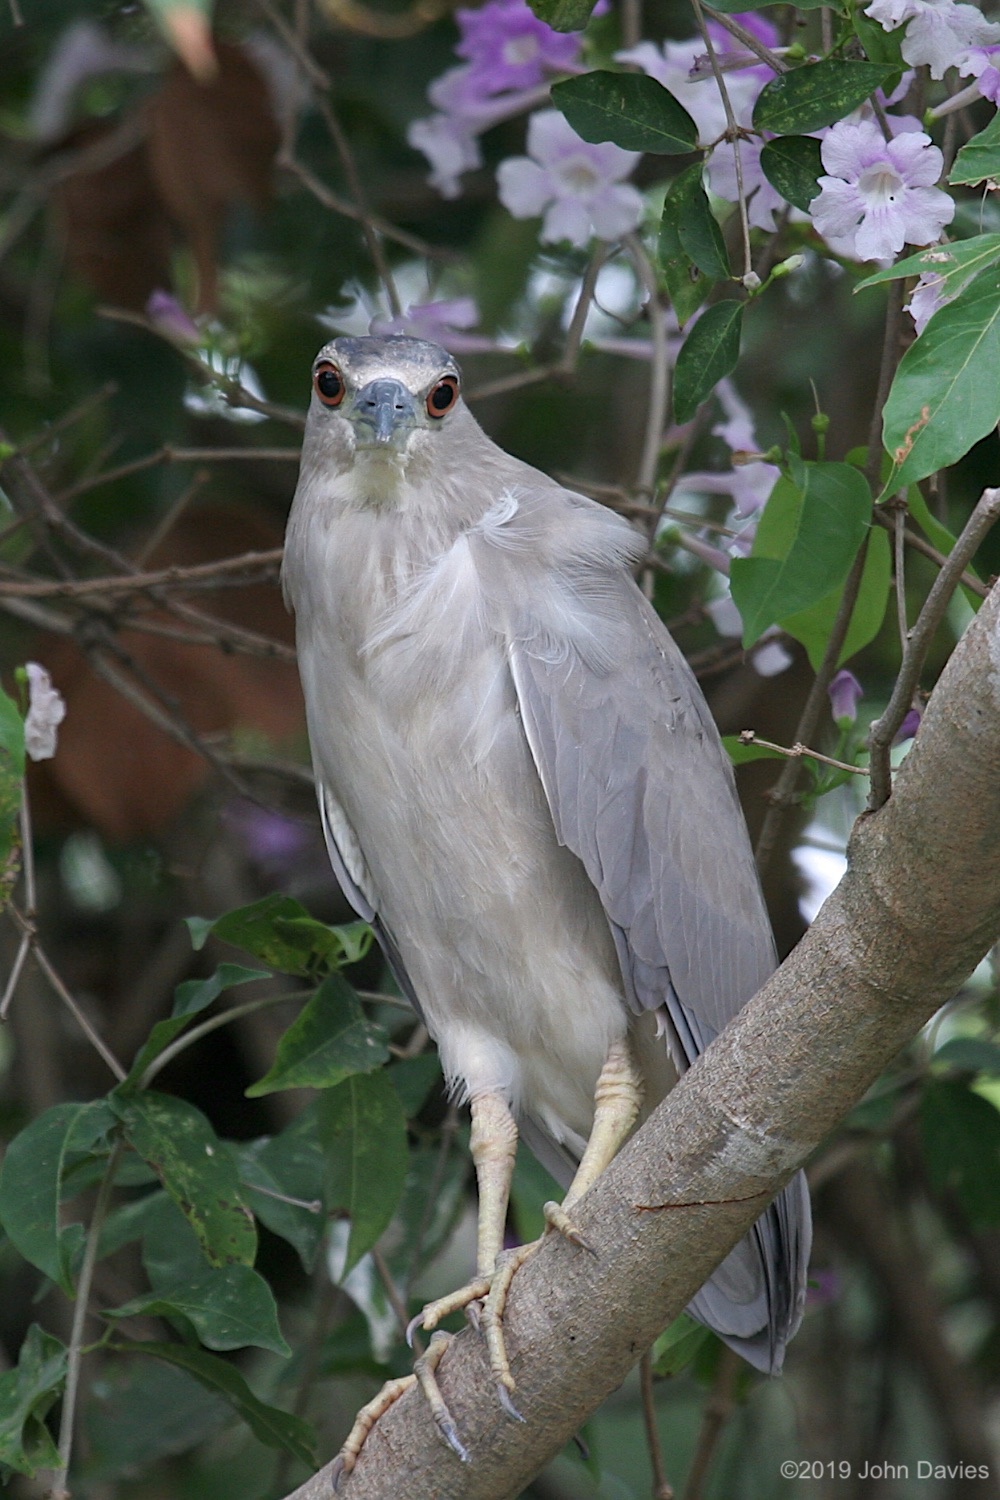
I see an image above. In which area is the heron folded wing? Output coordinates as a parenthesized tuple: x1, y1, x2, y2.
(317, 779, 426, 1021)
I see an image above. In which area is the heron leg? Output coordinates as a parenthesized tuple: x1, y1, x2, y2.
(415, 1089, 519, 1330)
(482, 1037, 644, 1398)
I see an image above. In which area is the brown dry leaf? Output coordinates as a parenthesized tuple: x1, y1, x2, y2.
(29, 502, 303, 842)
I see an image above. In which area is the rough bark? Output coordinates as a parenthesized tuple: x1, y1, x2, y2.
(284, 582, 1000, 1500)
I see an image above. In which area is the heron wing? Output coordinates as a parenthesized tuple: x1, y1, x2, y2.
(317, 780, 426, 1022)
(509, 569, 776, 1071)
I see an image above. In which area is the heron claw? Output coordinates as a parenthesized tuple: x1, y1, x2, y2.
(497, 1382, 525, 1423)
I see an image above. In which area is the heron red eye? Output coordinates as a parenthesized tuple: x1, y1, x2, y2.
(314, 362, 345, 407)
(426, 376, 459, 418)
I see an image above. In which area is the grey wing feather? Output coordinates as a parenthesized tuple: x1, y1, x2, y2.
(509, 572, 776, 1070)
(317, 781, 426, 1023)
(509, 563, 810, 1374)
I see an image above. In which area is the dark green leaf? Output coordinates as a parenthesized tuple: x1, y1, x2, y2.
(652, 1313, 711, 1375)
(760, 135, 824, 212)
(236, 1114, 327, 1272)
(320, 1070, 408, 1274)
(950, 112, 1000, 186)
(0, 1100, 117, 1294)
(753, 60, 895, 134)
(922, 1079, 1000, 1225)
(526, 0, 595, 30)
(780, 523, 891, 670)
(99, 1190, 168, 1260)
(730, 459, 872, 645)
(384, 1134, 470, 1287)
(0, 1325, 66, 1477)
(510, 1143, 563, 1244)
(658, 225, 711, 326)
(856, 233, 1000, 293)
(247, 974, 389, 1096)
(187, 894, 371, 976)
(388, 1053, 442, 1118)
(125, 964, 271, 1087)
(86, 1359, 229, 1476)
(852, 7, 906, 65)
(107, 1265, 290, 1356)
(933, 1039, 1000, 1075)
(118, 1342, 316, 1465)
(882, 265, 1000, 489)
(142, 1195, 208, 1288)
(673, 301, 743, 424)
(0, 683, 24, 778)
(660, 164, 729, 280)
(551, 72, 698, 155)
(112, 1091, 256, 1267)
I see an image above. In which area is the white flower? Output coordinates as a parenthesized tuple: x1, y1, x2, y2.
(407, 113, 483, 199)
(23, 663, 66, 762)
(901, 0, 1000, 78)
(809, 118, 954, 262)
(496, 109, 643, 246)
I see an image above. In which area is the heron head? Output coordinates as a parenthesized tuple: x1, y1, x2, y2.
(306, 335, 463, 457)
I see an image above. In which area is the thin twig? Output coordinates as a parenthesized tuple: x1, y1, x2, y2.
(372, 1245, 423, 1354)
(0, 548, 284, 599)
(54, 445, 299, 505)
(702, 6, 788, 72)
(691, 0, 755, 285)
(867, 488, 1000, 810)
(13, 383, 118, 456)
(278, 154, 458, 261)
(871, 507, 988, 598)
(893, 501, 908, 652)
(138, 992, 311, 1089)
(8, 904, 126, 1079)
(682, 1346, 739, 1500)
(51, 1140, 125, 1499)
(626, 236, 671, 497)
(639, 1351, 674, 1499)
(739, 730, 868, 776)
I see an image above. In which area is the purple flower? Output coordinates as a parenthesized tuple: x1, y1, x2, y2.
(454, 0, 581, 95)
(407, 112, 483, 198)
(225, 800, 313, 875)
(369, 297, 499, 354)
(146, 289, 200, 344)
(864, 0, 1000, 78)
(828, 669, 863, 725)
(809, 118, 954, 262)
(894, 707, 922, 743)
(497, 109, 644, 247)
(905, 265, 973, 333)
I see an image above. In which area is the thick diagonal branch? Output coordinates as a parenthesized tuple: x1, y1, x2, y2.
(284, 582, 1000, 1500)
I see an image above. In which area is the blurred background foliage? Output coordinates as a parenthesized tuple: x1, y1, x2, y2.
(0, 0, 998, 1497)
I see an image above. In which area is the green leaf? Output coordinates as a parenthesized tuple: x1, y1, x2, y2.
(922, 1079, 1000, 1225)
(86, 1359, 230, 1476)
(780, 523, 891, 670)
(852, 6, 906, 66)
(950, 112, 1000, 186)
(933, 1038, 1000, 1075)
(0, 683, 24, 908)
(0, 1325, 66, 1477)
(320, 1070, 408, 1274)
(730, 459, 872, 646)
(107, 1265, 290, 1356)
(526, 0, 595, 29)
(111, 1092, 257, 1267)
(658, 230, 711, 326)
(247, 974, 389, 1097)
(188, 894, 371, 977)
(235, 1111, 327, 1272)
(673, 301, 743, 424)
(388, 1053, 442, 1118)
(660, 164, 729, 280)
(652, 1313, 711, 1376)
(881, 265, 1000, 489)
(125, 964, 271, 1087)
(0, 1100, 117, 1294)
(753, 60, 895, 135)
(856, 233, 1000, 293)
(118, 1342, 316, 1465)
(721, 735, 784, 766)
(510, 1143, 563, 1244)
(551, 72, 698, 155)
(759, 135, 824, 212)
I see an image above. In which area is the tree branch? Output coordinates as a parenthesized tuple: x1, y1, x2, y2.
(278, 581, 1000, 1499)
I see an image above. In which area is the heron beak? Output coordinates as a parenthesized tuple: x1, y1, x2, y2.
(352, 379, 418, 447)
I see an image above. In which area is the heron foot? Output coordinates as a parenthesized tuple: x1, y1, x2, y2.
(331, 1331, 468, 1490)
